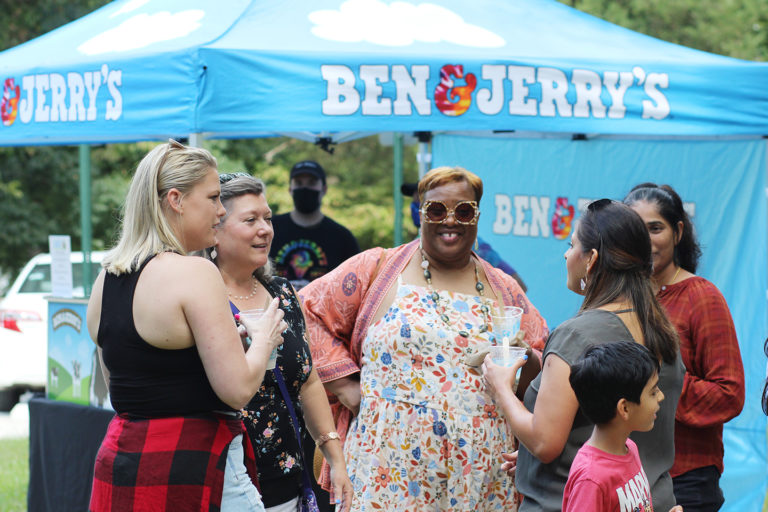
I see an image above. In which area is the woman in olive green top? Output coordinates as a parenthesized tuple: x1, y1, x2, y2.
(484, 200, 684, 512)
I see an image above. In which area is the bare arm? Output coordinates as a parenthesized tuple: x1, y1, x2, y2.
(483, 353, 579, 463)
(323, 375, 361, 415)
(300, 369, 352, 512)
(86, 271, 110, 386)
(183, 259, 285, 409)
(87, 258, 285, 410)
(85, 269, 106, 345)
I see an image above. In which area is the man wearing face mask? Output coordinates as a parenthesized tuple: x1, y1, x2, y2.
(402, 182, 527, 292)
(271, 160, 360, 291)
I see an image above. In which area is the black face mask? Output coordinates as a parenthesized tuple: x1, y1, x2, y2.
(292, 188, 321, 214)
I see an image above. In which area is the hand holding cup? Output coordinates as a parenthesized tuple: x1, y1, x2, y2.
(482, 351, 528, 399)
(236, 298, 286, 368)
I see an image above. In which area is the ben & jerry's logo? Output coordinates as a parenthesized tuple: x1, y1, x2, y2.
(52, 309, 83, 333)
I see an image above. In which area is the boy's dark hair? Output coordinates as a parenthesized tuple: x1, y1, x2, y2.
(569, 341, 660, 425)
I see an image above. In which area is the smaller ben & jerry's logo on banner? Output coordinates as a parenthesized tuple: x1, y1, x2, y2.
(321, 63, 670, 120)
(492, 194, 581, 241)
(1, 64, 122, 128)
(492, 194, 695, 240)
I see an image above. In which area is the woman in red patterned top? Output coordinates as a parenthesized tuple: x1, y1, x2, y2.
(625, 183, 745, 512)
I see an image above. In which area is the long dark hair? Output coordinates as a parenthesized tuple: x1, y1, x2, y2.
(623, 183, 701, 274)
(578, 200, 679, 364)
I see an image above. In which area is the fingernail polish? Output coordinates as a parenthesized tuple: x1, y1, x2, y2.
(523, 355, 528, 361)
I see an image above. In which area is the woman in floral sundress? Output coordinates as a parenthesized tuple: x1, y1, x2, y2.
(300, 167, 549, 511)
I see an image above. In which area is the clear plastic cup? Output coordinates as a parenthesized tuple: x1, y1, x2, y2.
(490, 306, 523, 345)
(239, 308, 278, 370)
(488, 345, 527, 367)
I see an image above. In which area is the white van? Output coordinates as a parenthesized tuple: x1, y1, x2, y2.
(0, 252, 104, 410)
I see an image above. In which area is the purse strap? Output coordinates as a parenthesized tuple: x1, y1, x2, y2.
(273, 365, 316, 492)
(230, 297, 316, 492)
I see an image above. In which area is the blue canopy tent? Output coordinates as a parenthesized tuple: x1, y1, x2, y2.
(1, 0, 766, 509)
(1, 0, 768, 142)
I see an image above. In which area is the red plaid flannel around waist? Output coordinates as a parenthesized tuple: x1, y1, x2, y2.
(89, 413, 258, 512)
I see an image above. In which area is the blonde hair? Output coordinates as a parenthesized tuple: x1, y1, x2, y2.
(103, 141, 217, 274)
(418, 166, 483, 203)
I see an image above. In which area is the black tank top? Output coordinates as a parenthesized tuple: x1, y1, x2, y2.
(98, 255, 232, 417)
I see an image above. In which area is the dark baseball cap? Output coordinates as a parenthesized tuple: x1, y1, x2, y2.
(290, 160, 326, 183)
(401, 182, 418, 197)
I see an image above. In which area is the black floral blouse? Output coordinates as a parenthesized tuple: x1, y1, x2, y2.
(238, 276, 313, 505)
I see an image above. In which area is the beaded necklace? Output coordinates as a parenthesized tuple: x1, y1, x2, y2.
(228, 276, 259, 300)
(420, 249, 492, 338)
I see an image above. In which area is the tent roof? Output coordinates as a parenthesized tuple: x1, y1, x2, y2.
(1, 0, 767, 145)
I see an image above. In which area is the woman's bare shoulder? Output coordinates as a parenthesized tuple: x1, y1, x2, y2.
(137, 254, 224, 307)
(148, 253, 220, 279)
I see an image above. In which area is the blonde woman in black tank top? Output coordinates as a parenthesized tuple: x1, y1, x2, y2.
(87, 141, 287, 511)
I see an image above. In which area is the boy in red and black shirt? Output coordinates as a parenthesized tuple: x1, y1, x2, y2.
(563, 342, 681, 512)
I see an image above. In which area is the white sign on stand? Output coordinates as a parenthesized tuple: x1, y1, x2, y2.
(48, 235, 73, 298)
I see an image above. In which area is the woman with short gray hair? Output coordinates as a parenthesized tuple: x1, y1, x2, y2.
(211, 172, 352, 512)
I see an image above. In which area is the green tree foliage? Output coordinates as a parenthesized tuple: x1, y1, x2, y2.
(88, 144, 148, 249)
(0, 0, 111, 278)
(0, 147, 79, 270)
(4, 0, 108, 47)
(563, 0, 768, 61)
(214, 136, 420, 251)
(0, 142, 141, 275)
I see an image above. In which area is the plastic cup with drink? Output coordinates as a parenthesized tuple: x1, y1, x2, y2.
(490, 306, 526, 366)
(238, 308, 279, 370)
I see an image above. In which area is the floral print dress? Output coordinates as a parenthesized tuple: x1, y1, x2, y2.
(236, 277, 313, 507)
(344, 278, 518, 511)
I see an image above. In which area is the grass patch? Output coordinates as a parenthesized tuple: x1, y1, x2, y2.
(0, 438, 28, 512)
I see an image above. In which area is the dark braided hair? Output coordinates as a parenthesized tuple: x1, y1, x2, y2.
(578, 200, 679, 364)
(623, 183, 701, 274)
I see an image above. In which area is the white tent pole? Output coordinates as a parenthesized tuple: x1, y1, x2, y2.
(189, 133, 204, 148)
(417, 140, 431, 179)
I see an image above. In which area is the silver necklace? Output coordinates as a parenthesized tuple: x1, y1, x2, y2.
(420, 249, 491, 338)
(228, 277, 258, 300)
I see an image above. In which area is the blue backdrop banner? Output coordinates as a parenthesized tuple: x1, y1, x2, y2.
(433, 133, 767, 512)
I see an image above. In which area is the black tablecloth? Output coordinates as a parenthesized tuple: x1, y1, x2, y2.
(28, 398, 114, 512)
